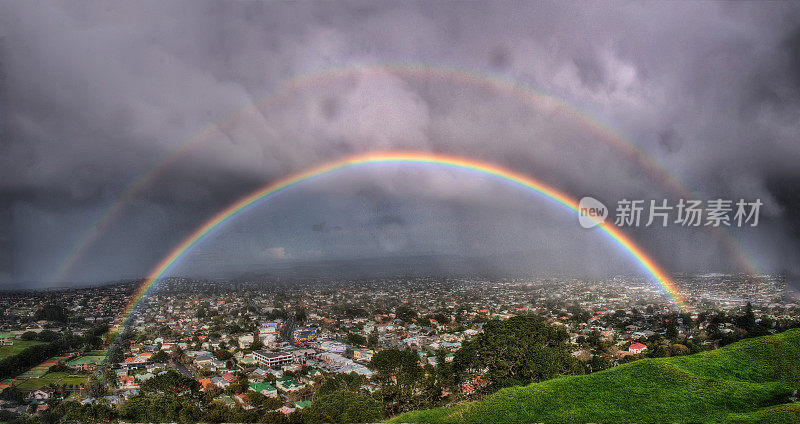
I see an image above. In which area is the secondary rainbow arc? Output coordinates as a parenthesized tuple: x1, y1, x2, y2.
(111, 152, 687, 344)
(54, 63, 765, 285)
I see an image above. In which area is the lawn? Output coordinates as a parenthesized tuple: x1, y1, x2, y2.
(14, 376, 62, 390)
(393, 329, 800, 423)
(68, 354, 105, 367)
(13, 372, 89, 391)
(0, 340, 46, 360)
(57, 375, 90, 386)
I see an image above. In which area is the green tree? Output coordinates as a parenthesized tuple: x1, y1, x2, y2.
(346, 333, 367, 347)
(214, 349, 233, 361)
(369, 349, 422, 414)
(452, 315, 583, 390)
(303, 390, 382, 424)
(395, 306, 417, 323)
(34, 303, 69, 322)
(141, 370, 200, 396)
(150, 350, 170, 363)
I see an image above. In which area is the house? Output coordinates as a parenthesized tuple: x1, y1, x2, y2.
(460, 377, 488, 394)
(276, 377, 305, 392)
(194, 355, 216, 368)
(629, 343, 648, 354)
(118, 375, 139, 390)
(337, 363, 373, 377)
(103, 395, 121, 405)
(120, 389, 139, 398)
(238, 355, 257, 367)
(238, 335, 254, 349)
(294, 400, 312, 409)
(124, 352, 153, 364)
(277, 406, 295, 415)
(233, 393, 254, 410)
(146, 363, 167, 373)
(27, 389, 53, 402)
(248, 381, 278, 397)
(215, 394, 236, 408)
(250, 368, 270, 378)
(210, 377, 229, 388)
(209, 359, 226, 370)
(136, 372, 155, 382)
(0, 333, 14, 346)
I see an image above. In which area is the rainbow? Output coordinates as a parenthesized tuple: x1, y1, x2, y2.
(52, 63, 765, 285)
(110, 151, 687, 343)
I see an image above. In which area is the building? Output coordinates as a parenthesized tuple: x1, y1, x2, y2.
(629, 342, 648, 354)
(238, 335, 254, 349)
(123, 352, 152, 364)
(0, 332, 13, 346)
(289, 348, 316, 364)
(249, 381, 278, 397)
(348, 347, 374, 363)
(294, 400, 312, 409)
(318, 340, 347, 353)
(252, 350, 294, 368)
(293, 327, 318, 342)
(276, 376, 306, 392)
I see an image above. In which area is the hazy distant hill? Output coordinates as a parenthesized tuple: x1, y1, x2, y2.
(232, 250, 609, 281)
(392, 329, 800, 423)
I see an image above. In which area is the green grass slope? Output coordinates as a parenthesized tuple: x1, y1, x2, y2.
(392, 329, 800, 423)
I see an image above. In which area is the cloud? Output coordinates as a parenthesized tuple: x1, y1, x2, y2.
(311, 222, 342, 234)
(0, 2, 799, 285)
(263, 246, 291, 260)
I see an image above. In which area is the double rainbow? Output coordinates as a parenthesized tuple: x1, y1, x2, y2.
(54, 64, 763, 285)
(112, 151, 686, 340)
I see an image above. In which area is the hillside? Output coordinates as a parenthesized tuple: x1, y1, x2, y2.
(392, 329, 800, 423)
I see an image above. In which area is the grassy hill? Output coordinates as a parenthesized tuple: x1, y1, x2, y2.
(392, 329, 800, 423)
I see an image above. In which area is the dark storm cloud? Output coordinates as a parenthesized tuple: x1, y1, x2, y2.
(1, 1, 799, 285)
(312, 222, 342, 234)
(373, 215, 405, 228)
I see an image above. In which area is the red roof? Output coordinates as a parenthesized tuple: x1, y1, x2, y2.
(629, 343, 647, 350)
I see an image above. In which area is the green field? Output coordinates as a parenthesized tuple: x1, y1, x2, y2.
(13, 372, 89, 391)
(392, 329, 800, 423)
(0, 340, 46, 360)
(68, 354, 105, 367)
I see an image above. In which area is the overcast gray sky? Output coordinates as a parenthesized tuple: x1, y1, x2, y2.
(1, 1, 799, 287)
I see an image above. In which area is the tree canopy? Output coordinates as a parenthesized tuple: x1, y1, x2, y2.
(452, 315, 583, 389)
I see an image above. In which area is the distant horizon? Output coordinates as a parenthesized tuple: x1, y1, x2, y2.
(2, 262, 786, 292)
